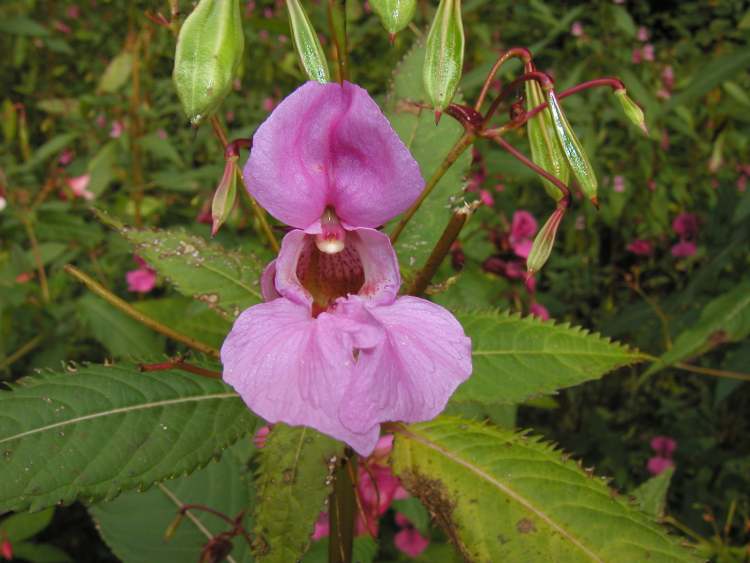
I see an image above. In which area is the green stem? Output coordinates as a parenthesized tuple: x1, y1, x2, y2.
(407, 205, 473, 296)
(21, 214, 50, 303)
(390, 132, 474, 244)
(64, 264, 220, 358)
(328, 454, 356, 563)
(0, 334, 44, 371)
(326, 0, 349, 83)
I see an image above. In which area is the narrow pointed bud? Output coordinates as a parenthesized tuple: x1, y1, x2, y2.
(423, 0, 464, 117)
(526, 207, 565, 274)
(164, 512, 185, 542)
(1, 537, 12, 561)
(370, 0, 417, 37)
(286, 0, 330, 83)
(525, 80, 570, 202)
(546, 90, 598, 205)
(315, 208, 346, 254)
(211, 156, 239, 236)
(173, 0, 244, 125)
(614, 89, 648, 136)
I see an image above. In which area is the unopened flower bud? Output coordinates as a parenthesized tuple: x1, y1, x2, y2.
(369, 0, 417, 37)
(526, 207, 565, 274)
(286, 0, 330, 83)
(163, 512, 185, 541)
(546, 90, 598, 206)
(173, 0, 245, 125)
(211, 156, 239, 236)
(423, 0, 464, 120)
(525, 80, 570, 201)
(614, 89, 648, 136)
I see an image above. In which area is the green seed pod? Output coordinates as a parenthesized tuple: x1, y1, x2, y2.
(614, 88, 648, 136)
(370, 0, 417, 38)
(173, 0, 244, 125)
(525, 80, 570, 202)
(211, 157, 239, 236)
(547, 90, 598, 206)
(423, 0, 464, 119)
(526, 207, 565, 274)
(286, 0, 330, 83)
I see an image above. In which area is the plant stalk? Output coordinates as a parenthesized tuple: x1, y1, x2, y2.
(328, 454, 356, 563)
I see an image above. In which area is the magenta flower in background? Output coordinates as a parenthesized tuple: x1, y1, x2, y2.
(648, 435, 677, 475)
(67, 174, 95, 201)
(126, 256, 156, 293)
(221, 81, 472, 456)
(637, 26, 649, 42)
(109, 120, 124, 138)
(613, 175, 625, 193)
(529, 302, 550, 321)
(647, 456, 674, 476)
(671, 241, 696, 258)
(627, 239, 653, 256)
(510, 210, 538, 259)
(394, 513, 430, 557)
(672, 212, 698, 239)
(570, 21, 584, 37)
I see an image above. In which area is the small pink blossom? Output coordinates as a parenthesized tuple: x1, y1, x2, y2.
(278, 34, 288, 44)
(126, 256, 156, 293)
(647, 456, 674, 476)
(66, 5, 81, 19)
(157, 128, 168, 140)
(529, 302, 550, 321)
(394, 514, 430, 558)
(672, 213, 698, 239)
(245, 0, 256, 17)
(631, 49, 642, 65)
(258, 29, 269, 41)
(262, 97, 276, 112)
(636, 26, 649, 41)
(1, 536, 12, 561)
(479, 189, 494, 207)
(737, 175, 747, 192)
(509, 210, 537, 259)
(642, 44, 655, 61)
(524, 274, 536, 294)
(661, 66, 675, 91)
(613, 175, 625, 193)
(109, 120, 124, 138)
(253, 425, 271, 449)
(95, 113, 107, 128)
(312, 512, 329, 541)
(650, 435, 677, 456)
(52, 20, 72, 34)
(570, 21, 584, 37)
(504, 260, 525, 280)
(263, 7, 273, 18)
(627, 239, 653, 256)
(222, 82, 472, 456)
(67, 174, 95, 201)
(58, 149, 74, 166)
(671, 240, 696, 258)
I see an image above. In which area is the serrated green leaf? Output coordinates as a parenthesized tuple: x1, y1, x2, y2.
(98, 213, 264, 319)
(644, 283, 750, 376)
(392, 417, 698, 562)
(90, 441, 254, 563)
(0, 363, 256, 511)
(632, 467, 674, 519)
(453, 310, 645, 405)
(9, 542, 73, 563)
(253, 425, 342, 563)
(386, 43, 471, 272)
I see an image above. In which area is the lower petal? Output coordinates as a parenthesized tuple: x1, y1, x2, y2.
(220, 298, 380, 455)
(338, 296, 472, 433)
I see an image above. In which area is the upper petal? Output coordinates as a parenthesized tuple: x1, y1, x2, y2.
(337, 296, 472, 433)
(244, 81, 424, 229)
(220, 298, 380, 455)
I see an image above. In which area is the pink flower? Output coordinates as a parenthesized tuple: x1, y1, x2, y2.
(672, 212, 698, 238)
(253, 425, 271, 449)
(221, 82, 472, 456)
(613, 175, 625, 193)
(58, 149, 74, 165)
(261, 97, 276, 112)
(650, 435, 677, 456)
(570, 21, 584, 37)
(671, 240, 696, 258)
(661, 66, 675, 91)
(312, 512, 329, 541)
(510, 210, 537, 259)
(109, 120, 124, 138)
(529, 302, 550, 321)
(67, 174, 94, 201)
(647, 456, 674, 476)
(1, 535, 12, 561)
(738, 175, 748, 192)
(627, 239, 653, 256)
(631, 49, 642, 64)
(394, 514, 430, 558)
(479, 189, 494, 207)
(66, 5, 81, 19)
(126, 256, 156, 293)
(642, 44, 655, 61)
(637, 26, 649, 41)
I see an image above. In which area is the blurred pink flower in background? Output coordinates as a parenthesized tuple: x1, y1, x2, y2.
(613, 175, 626, 193)
(671, 240, 696, 258)
(1, 535, 12, 561)
(58, 149, 74, 166)
(570, 21, 584, 37)
(530, 302, 550, 321)
(637, 26, 649, 41)
(109, 120, 124, 138)
(394, 513, 430, 558)
(479, 189, 494, 207)
(510, 210, 537, 259)
(261, 97, 276, 112)
(672, 212, 698, 239)
(66, 5, 81, 19)
(642, 44, 655, 61)
(627, 239, 653, 256)
(126, 256, 156, 293)
(67, 174, 94, 201)
(648, 435, 677, 475)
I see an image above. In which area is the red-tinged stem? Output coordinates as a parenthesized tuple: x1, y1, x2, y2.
(485, 132, 571, 203)
(140, 358, 222, 379)
(483, 70, 554, 126)
(474, 47, 533, 112)
(175, 505, 253, 548)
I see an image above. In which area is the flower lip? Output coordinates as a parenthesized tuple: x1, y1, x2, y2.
(244, 80, 424, 230)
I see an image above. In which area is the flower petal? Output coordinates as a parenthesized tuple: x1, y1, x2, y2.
(244, 81, 423, 229)
(338, 296, 472, 433)
(260, 260, 280, 301)
(221, 298, 380, 455)
(349, 228, 400, 305)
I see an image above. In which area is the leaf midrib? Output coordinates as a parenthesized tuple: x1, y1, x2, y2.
(398, 424, 604, 563)
(0, 392, 239, 445)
